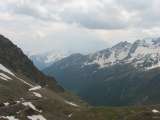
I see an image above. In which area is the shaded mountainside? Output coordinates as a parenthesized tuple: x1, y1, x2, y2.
(0, 35, 85, 120)
(0, 35, 63, 91)
(44, 38, 160, 106)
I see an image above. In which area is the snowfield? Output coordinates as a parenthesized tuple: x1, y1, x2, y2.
(82, 39, 160, 70)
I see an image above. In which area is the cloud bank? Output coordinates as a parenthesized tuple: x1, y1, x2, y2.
(0, 0, 160, 54)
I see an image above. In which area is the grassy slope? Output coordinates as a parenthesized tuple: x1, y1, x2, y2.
(71, 105, 160, 120)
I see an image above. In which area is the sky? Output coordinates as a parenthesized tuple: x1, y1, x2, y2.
(0, 0, 160, 55)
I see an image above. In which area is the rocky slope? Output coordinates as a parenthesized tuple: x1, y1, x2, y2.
(0, 35, 83, 120)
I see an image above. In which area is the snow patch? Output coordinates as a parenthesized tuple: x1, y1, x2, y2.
(68, 113, 72, 118)
(0, 63, 34, 87)
(0, 64, 15, 76)
(0, 76, 8, 81)
(22, 102, 42, 112)
(64, 100, 79, 107)
(33, 92, 42, 98)
(15, 76, 33, 87)
(0, 116, 19, 120)
(29, 86, 42, 91)
(152, 109, 159, 113)
(4, 102, 10, 106)
(16, 101, 21, 104)
(27, 115, 47, 120)
(0, 73, 12, 80)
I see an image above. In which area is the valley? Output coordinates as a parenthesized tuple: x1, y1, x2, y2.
(1, 35, 160, 120)
(43, 38, 160, 106)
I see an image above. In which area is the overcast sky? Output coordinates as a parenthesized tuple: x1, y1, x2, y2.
(0, 0, 160, 54)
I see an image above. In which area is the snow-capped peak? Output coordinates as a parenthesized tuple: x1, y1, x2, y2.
(44, 52, 66, 64)
(112, 41, 132, 50)
(29, 50, 68, 70)
(86, 41, 132, 68)
(83, 37, 160, 70)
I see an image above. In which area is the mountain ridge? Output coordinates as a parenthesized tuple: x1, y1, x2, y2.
(43, 37, 160, 106)
(0, 34, 84, 120)
(44, 37, 160, 71)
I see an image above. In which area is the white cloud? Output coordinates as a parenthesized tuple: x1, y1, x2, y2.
(0, 0, 160, 54)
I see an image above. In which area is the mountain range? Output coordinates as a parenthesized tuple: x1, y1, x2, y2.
(43, 37, 160, 106)
(2, 34, 160, 120)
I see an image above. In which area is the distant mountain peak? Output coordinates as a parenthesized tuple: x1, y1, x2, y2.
(29, 51, 68, 70)
(112, 41, 132, 50)
(32, 37, 160, 71)
(63, 37, 160, 70)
